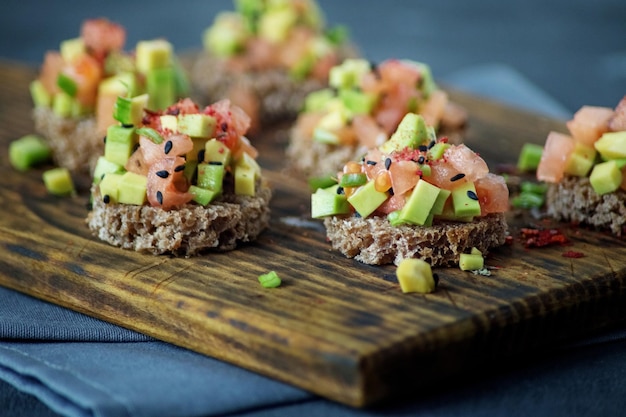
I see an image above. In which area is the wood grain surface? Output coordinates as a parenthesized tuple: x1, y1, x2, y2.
(1, 59, 625, 407)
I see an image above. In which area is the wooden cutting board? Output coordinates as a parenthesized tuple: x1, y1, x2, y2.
(1, 59, 625, 407)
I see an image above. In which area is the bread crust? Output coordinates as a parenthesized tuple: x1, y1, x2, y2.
(546, 175, 626, 236)
(86, 183, 272, 256)
(33, 107, 102, 175)
(323, 213, 508, 266)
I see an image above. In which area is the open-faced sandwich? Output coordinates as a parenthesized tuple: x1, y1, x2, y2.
(287, 58, 468, 179)
(537, 95, 626, 236)
(86, 96, 271, 256)
(190, 0, 354, 132)
(30, 18, 188, 175)
(311, 113, 508, 266)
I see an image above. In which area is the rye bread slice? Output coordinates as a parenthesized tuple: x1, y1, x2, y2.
(546, 175, 626, 236)
(86, 183, 272, 256)
(323, 212, 508, 266)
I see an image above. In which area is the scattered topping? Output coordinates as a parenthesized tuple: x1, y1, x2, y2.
(517, 143, 543, 172)
(42, 167, 75, 196)
(520, 227, 569, 248)
(459, 247, 485, 271)
(396, 258, 436, 294)
(562, 250, 585, 258)
(258, 271, 282, 288)
(9, 134, 52, 171)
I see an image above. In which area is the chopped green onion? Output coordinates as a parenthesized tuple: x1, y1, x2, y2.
(308, 175, 337, 191)
(520, 181, 548, 195)
(517, 143, 544, 172)
(258, 271, 281, 288)
(325, 25, 349, 45)
(135, 127, 164, 144)
(56, 73, 77, 97)
(511, 191, 545, 209)
(339, 172, 367, 188)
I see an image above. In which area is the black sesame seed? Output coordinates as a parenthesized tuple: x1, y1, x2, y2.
(174, 164, 185, 172)
(428, 140, 436, 149)
(164, 140, 173, 155)
(197, 149, 205, 162)
(389, 187, 394, 196)
(103, 194, 110, 204)
(418, 145, 428, 152)
(354, 212, 362, 218)
(103, 136, 107, 144)
(417, 156, 425, 164)
(168, 108, 180, 116)
(366, 160, 377, 166)
(156, 170, 169, 179)
(336, 186, 345, 195)
(133, 142, 140, 152)
(156, 191, 164, 205)
(450, 173, 466, 182)
(467, 190, 479, 200)
(208, 161, 223, 166)
(385, 158, 392, 170)
(122, 123, 134, 128)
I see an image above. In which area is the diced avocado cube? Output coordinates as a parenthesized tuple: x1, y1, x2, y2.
(197, 162, 225, 192)
(451, 181, 482, 217)
(594, 131, 626, 160)
(427, 141, 450, 161)
(104, 125, 138, 166)
(117, 171, 148, 205)
(304, 88, 335, 112)
(178, 114, 217, 138)
(171, 56, 190, 97)
(113, 94, 148, 126)
(471, 247, 483, 256)
(347, 180, 389, 218)
(318, 109, 348, 131)
(71, 98, 92, 118)
(204, 138, 232, 165)
(203, 12, 248, 57)
(398, 179, 441, 225)
(30, 80, 51, 108)
(52, 91, 74, 117)
(380, 113, 429, 154)
(98, 172, 124, 203)
(339, 89, 377, 115)
(42, 167, 75, 196)
(311, 185, 350, 218)
(459, 253, 484, 271)
(99, 72, 138, 98)
(92, 156, 124, 185)
(290, 52, 315, 80)
(9, 134, 52, 171)
(435, 199, 474, 222)
(387, 210, 407, 226)
(234, 165, 256, 196)
(135, 39, 172, 74)
(589, 160, 622, 195)
(60, 37, 85, 63)
(404, 60, 438, 97)
(396, 258, 436, 294)
(146, 67, 176, 110)
(189, 185, 220, 206)
(160, 114, 178, 132)
(104, 51, 136, 75)
(564, 141, 597, 177)
(183, 160, 198, 183)
(258, 7, 297, 42)
(312, 127, 340, 145)
(328, 59, 371, 90)
(517, 143, 544, 172)
(236, 151, 261, 177)
(430, 188, 451, 216)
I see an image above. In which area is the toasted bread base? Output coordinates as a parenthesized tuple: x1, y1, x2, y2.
(33, 107, 102, 175)
(87, 184, 272, 256)
(546, 176, 626, 236)
(324, 212, 508, 266)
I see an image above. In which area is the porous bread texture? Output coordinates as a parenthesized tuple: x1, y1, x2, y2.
(191, 53, 327, 125)
(323, 213, 508, 266)
(546, 175, 626, 236)
(33, 107, 102, 175)
(87, 183, 272, 256)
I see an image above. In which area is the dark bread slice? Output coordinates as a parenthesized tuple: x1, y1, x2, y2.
(546, 175, 626, 236)
(33, 107, 103, 175)
(86, 183, 272, 256)
(323, 213, 508, 266)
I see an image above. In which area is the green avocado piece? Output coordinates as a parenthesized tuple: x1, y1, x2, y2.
(451, 181, 482, 217)
(311, 184, 350, 218)
(98, 172, 124, 203)
(339, 89, 377, 115)
(234, 165, 256, 196)
(104, 125, 138, 166)
(589, 160, 622, 195)
(328, 59, 371, 90)
(178, 114, 217, 138)
(304, 88, 335, 112)
(380, 113, 429, 154)
(430, 188, 451, 216)
(52, 91, 74, 117)
(9, 134, 52, 171)
(398, 179, 441, 225)
(459, 253, 484, 271)
(204, 138, 232, 166)
(258, 7, 297, 42)
(113, 94, 148, 126)
(204, 12, 248, 57)
(100, 72, 138, 99)
(517, 143, 544, 172)
(189, 184, 220, 205)
(347, 180, 389, 218)
(136, 39, 172, 74)
(92, 156, 124, 185)
(42, 167, 75, 196)
(564, 141, 597, 177)
(197, 162, 225, 193)
(30, 80, 51, 108)
(594, 131, 626, 160)
(401, 60, 438, 98)
(117, 171, 148, 205)
(60, 37, 85, 62)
